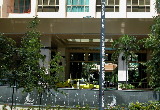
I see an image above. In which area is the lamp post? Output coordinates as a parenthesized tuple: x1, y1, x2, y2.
(99, 0, 105, 110)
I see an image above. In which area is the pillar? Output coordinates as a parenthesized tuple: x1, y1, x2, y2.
(57, 48, 66, 81)
(118, 53, 128, 90)
(40, 36, 51, 74)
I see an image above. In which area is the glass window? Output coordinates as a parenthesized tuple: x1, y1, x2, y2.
(145, 0, 150, 5)
(139, 0, 144, 5)
(67, 0, 89, 12)
(108, 0, 114, 5)
(127, 0, 131, 5)
(37, 0, 59, 12)
(96, 0, 101, 5)
(127, 0, 150, 12)
(132, 0, 138, 5)
(96, 0, 120, 12)
(14, 0, 31, 13)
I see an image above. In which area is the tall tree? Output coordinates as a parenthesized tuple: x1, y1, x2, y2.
(143, 15, 160, 89)
(112, 35, 140, 84)
(0, 33, 16, 85)
(16, 16, 63, 93)
(0, 17, 64, 109)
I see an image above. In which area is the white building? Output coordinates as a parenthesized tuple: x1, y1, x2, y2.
(0, 0, 157, 88)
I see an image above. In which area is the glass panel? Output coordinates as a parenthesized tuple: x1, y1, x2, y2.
(108, 0, 114, 5)
(20, 0, 24, 13)
(127, 0, 131, 5)
(132, 6, 138, 12)
(146, 6, 150, 12)
(82, 6, 85, 12)
(106, 6, 114, 12)
(132, 0, 138, 5)
(80, 0, 84, 5)
(73, 0, 77, 5)
(85, 0, 89, 5)
(38, 6, 43, 12)
(25, 0, 31, 12)
(139, 0, 144, 5)
(145, 0, 150, 5)
(43, 6, 55, 12)
(67, 6, 71, 12)
(96, 6, 101, 12)
(67, 0, 71, 5)
(115, 6, 119, 12)
(105, 0, 108, 5)
(50, 0, 55, 5)
(70, 53, 85, 61)
(96, 0, 101, 5)
(43, 0, 48, 5)
(72, 6, 77, 12)
(14, 0, 19, 13)
(38, 0, 42, 5)
(78, 6, 82, 12)
(56, 0, 59, 5)
(115, 0, 119, 5)
(88, 53, 100, 61)
(85, 6, 89, 12)
(138, 6, 145, 12)
(127, 6, 131, 12)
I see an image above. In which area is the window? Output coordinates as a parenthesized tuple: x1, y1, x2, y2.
(127, 0, 150, 12)
(14, 0, 31, 13)
(67, 0, 89, 12)
(38, 0, 59, 12)
(96, 0, 120, 12)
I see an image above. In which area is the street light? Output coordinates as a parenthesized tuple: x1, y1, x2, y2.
(99, 0, 105, 110)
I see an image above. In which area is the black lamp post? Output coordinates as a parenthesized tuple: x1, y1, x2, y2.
(99, 0, 105, 110)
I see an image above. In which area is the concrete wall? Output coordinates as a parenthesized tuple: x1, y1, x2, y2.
(0, 86, 159, 107)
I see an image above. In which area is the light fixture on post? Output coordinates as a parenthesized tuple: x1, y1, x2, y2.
(99, 0, 105, 110)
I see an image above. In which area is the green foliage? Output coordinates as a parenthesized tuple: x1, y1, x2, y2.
(119, 83, 135, 89)
(82, 63, 96, 83)
(156, 0, 160, 13)
(128, 101, 160, 110)
(142, 16, 160, 89)
(0, 17, 63, 94)
(0, 33, 17, 86)
(112, 35, 140, 62)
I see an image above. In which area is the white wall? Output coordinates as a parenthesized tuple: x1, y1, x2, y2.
(1, 0, 157, 18)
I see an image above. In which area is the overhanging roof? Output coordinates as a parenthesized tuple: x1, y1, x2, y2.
(0, 18, 153, 35)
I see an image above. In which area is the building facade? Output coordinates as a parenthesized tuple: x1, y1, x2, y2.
(0, 0, 157, 88)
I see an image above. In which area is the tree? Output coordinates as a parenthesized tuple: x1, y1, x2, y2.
(0, 33, 16, 85)
(0, 17, 64, 109)
(112, 35, 140, 84)
(17, 16, 64, 94)
(142, 15, 160, 90)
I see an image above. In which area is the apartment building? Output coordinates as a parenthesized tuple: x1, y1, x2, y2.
(0, 0, 157, 87)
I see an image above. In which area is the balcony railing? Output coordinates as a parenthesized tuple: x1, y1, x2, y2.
(7, 6, 31, 13)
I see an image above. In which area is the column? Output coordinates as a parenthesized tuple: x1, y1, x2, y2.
(89, 0, 96, 18)
(40, 36, 51, 74)
(59, 0, 66, 17)
(119, 0, 127, 18)
(118, 53, 128, 90)
(57, 48, 66, 81)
